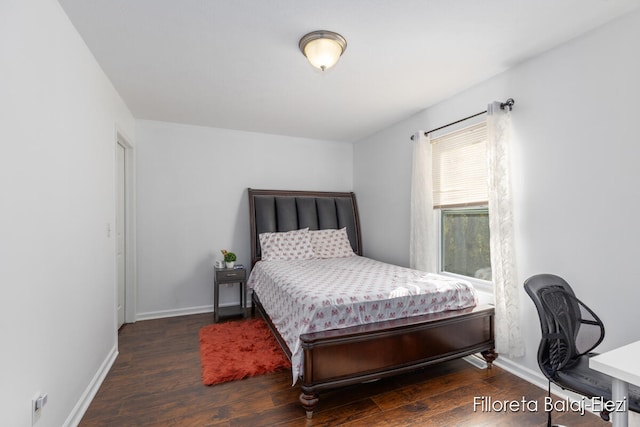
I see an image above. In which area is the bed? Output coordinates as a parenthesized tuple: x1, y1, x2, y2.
(247, 188, 496, 418)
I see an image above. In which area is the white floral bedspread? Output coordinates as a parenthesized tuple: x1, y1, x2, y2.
(247, 256, 478, 384)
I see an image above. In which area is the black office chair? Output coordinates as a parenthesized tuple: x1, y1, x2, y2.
(524, 273, 640, 426)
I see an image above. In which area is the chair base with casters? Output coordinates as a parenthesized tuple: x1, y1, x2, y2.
(524, 273, 640, 426)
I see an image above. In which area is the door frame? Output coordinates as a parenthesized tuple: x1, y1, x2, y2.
(115, 128, 136, 325)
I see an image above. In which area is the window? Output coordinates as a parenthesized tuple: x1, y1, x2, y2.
(441, 208, 491, 280)
(432, 122, 491, 281)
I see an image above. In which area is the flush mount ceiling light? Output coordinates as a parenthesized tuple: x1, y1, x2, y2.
(299, 30, 347, 71)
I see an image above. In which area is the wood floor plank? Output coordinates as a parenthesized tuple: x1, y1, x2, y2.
(79, 313, 610, 426)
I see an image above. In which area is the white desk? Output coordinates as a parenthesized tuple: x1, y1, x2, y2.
(590, 340, 640, 427)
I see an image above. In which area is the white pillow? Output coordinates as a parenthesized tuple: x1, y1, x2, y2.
(309, 228, 355, 258)
(259, 228, 316, 261)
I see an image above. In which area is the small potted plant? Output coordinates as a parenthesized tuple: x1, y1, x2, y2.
(221, 249, 237, 268)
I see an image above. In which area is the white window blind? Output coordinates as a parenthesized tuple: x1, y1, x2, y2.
(432, 122, 488, 208)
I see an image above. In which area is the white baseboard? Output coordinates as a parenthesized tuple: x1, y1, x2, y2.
(463, 354, 489, 369)
(63, 345, 118, 427)
(135, 304, 215, 321)
(135, 301, 255, 321)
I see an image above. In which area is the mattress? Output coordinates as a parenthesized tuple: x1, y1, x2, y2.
(247, 256, 478, 383)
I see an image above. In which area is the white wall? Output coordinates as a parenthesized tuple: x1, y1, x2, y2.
(0, 1, 136, 426)
(135, 120, 353, 318)
(3, 2, 637, 424)
(354, 9, 640, 376)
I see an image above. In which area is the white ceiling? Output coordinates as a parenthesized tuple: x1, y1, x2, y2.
(58, 0, 640, 142)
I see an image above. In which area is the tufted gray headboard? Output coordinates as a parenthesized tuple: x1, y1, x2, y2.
(248, 188, 362, 266)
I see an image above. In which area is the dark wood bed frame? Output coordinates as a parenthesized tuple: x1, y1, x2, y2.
(248, 188, 496, 418)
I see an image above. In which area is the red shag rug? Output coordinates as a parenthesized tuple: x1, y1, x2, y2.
(199, 318, 291, 386)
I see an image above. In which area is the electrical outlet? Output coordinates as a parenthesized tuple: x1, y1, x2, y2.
(32, 393, 47, 425)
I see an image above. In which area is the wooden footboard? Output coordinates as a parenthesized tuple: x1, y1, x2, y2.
(253, 292, 495, 418)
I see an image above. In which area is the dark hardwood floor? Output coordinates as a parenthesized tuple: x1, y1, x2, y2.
(80, 313, 608, 426)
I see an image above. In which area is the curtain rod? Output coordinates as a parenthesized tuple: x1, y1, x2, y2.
(410, 98, 515, 141)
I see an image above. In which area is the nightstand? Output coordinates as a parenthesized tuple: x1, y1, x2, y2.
(213, 267, 247, 323)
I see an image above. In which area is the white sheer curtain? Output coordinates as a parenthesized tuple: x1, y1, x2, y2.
(410, 131, 437, 272)
(487, 101, 524, 358)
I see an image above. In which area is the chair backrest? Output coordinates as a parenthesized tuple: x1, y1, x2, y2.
(524, 274, 605, 379)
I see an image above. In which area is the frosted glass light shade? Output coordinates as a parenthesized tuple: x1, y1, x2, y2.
(299, 31, 347, 71)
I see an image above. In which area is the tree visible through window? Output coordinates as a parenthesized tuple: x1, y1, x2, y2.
(441, 208, 491, 280)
